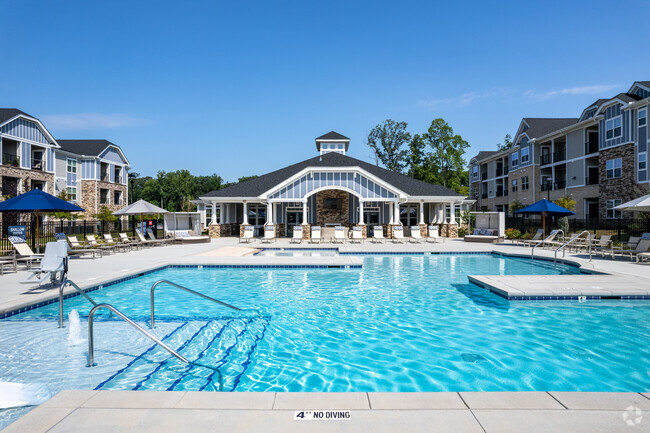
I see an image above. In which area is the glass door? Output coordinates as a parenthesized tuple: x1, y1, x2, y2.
(363, 208, 379, 236)
(286, 208, 303, 237)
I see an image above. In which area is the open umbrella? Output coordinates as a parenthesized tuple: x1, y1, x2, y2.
(113, 199, 168, 235)
(0, 189, 84, 253)
(514, 199, 574, 236)
(614, 193, 650, 212)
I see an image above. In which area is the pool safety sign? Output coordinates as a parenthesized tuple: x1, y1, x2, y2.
(294, 410, 352, 421)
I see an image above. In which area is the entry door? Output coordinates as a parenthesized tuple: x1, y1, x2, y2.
(363, 209, 379, 237)
(286, 210, 303, 237)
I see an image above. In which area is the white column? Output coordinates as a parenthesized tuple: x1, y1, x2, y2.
(388, 203, 394, 225)
(211, 202, 217, 225)
(393, 201, 400, 224)
(419, 201, 425, 225)
(266, 202, 273, 225)
(243, 202, 248, 225)
(302, 200, 308, 224)
(449, 202, 456, 224)
(358, 200, 364, 224)
(436, 204, 444, 223)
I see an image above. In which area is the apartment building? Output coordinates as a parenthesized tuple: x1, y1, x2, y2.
(0, 109, 130, 221)
(469, 81, 650, 219)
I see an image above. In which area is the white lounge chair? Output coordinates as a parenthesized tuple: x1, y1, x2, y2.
(103, 234, 130, 252)
(350, 226, 364, 243)
(20, 241, 68, 285)
(409, 226, 423, 243)
(8, 236, 42, 269)
(310, 226, 322, 244)
(239, 226, 255, 243)
(261, 225, 276, 243)
(136, 229, 165, 246)
(86, 235, 116, 254)
(120, 232, 148, 249)
(147, 228, 172, 245)
(372, 226, 385, 243)
(392, 226, 405, 243)
(516, 229, 544, 246)
(67, 236, 103, 258)
(426, 225, 442, 243)
(333, 226, 346, 244)
(290, 226, 303, 244)
(602, 239, 650, 261)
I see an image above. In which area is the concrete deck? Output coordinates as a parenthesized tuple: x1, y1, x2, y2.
(5, 390, 648, 433)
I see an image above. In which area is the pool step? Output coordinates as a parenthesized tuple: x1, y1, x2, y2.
(95, 317, 268, 392)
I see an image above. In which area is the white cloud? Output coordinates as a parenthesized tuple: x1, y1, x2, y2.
(524, 84, 619, 100)
(418, 88, 506, 109)
(41, 113, 150, 130)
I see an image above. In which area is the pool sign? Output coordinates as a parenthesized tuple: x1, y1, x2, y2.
(8, 226, 27, 242)
(294, 410, 351, 421)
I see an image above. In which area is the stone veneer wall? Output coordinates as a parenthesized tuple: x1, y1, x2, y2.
(315, 190, 349, 226)
(79, 180, 128, 219)
(598, 143, 649, 219)
(0, 166, 55, 225)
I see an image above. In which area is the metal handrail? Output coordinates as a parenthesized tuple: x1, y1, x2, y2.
(150, 279, 241, 328)
(531, 230, 563, 260)
(554, 230, 592, 263)
(59, 279, 98, 328)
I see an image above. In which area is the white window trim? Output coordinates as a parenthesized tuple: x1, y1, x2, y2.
(605, 115, 622, 140)
(639, 108, 647, 127)
(606, 158, 622, 179)
(520, 147, 529, 164)
(66, 157, 77, 174)
(606, 199, 622, 219)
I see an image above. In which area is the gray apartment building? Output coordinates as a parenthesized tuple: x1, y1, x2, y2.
(469, 81, 650, 220)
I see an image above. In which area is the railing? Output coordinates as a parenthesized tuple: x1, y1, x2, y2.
(2, 153, 20, 166)
(585, 176, 598, 185)
(554, 180, 566, 189)
(531, 230, 563, 260)
(496, 168, 503, 177)
(553, 149, 566, 163)
(540, 154, 551, 165)
(554, 230, 592, 263)
(541, 182, 553, 191)
(150, 279, 241, 328)
(58, 279, 98, 328)
(585, 142, 599, 155)
(31, 159, 44, 171)
(481, 192, 488, 198)
(481, 173, 487, 180)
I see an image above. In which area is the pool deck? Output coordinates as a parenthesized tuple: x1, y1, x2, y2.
(1, 238, 650, 432)
(5, 390, 649, 433)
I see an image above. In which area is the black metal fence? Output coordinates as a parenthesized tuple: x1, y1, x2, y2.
(0, 217, 163, 254)
(505, 217, 650, 243)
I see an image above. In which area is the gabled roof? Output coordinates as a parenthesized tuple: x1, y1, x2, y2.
(57, 139, 124, 159)
(637, 81, 650, 87)
(202, 152, 462, 199)
(315, 131, 350, 141)
(0, 108, 33, 125)
(470, 150, 502, 163)
(520, 118, 578, 140)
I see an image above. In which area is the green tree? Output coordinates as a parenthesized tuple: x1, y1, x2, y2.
(46, 191, 79, 220)
(510, 200, 525, 216)
(496, 134, 514, 152)
(366, 119, 411, 173)
(94, 205, 118, 222)
(421, 118, 469, 191)
(407, 134, 426, 179)
(553, 195, 576, 235)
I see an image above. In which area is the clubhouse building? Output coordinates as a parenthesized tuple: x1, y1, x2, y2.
(196, 132, 468, 239)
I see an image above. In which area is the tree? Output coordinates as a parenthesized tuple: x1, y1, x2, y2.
(510, 200, 525, 216)
(421, 118, 469, 191)
(406, 134, 426, 179)
(94, 205, 118, 222)
(366, 119, 411, 173)
(553, 195, 576, 235)
(46, 191, 79, 220)
(497, 134, 514, 152)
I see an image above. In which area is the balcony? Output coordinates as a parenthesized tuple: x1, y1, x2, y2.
(553, 149, 566, 163)
(585, 141, 598, 155)
(541, 182, 553, 191)
(481, 173, 487, 181)
(496, 168, 503, 177)
(481, 192, 488, 199)
(540, 154, 551, 165)
(586, 176, 599, 185)
(496, 188, 504, 197)
(31, 159, 44, 171)
(554, 180, 566, 190)
(1, 153, 20, 167)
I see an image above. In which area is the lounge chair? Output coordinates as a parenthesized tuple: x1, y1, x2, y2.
(372, 226, 385, 243)
(66, 236, 102, 258)
(0, 257, 17, 275)
(290, 226, 303, 244)
(350, 226, 364, 243)
(86, 235, 116, 254)
(136, 229, 165, 246)
(8, 236, 42, 269)
(637, 252, 650, 263)
(261, 225, 276, 243)
(533, 229, 561, 249)
(147, 228, 172, 245)
(516, 229, 544, 246)
(310, 226, 322, 244)
(20, 241, 68, 285)
(602, 239, 650, 261)
(409, 226, 423, 243)
(592, 235, 612, 253)
(333, 226, 346, 244)
(426, 225, 442, 243)
(392, 225, 405, 243)
(239, 226, 255, 243)
(120, 232, 148, 249)
(103, 234, 131, 252)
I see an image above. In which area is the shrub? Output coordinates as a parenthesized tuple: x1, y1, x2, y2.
(505, 228, 521, 239)
(458, 228, 467, 237)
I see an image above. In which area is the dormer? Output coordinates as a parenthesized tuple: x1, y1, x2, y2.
(315, 131, 350, 155)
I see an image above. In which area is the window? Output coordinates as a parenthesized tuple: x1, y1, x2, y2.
(522, 176, 529, 191)
(114, 166, 122, 184)
(472, 186, 478, 198)
(640, 108, 647, 127)
(471, 166, 479, 178)
(400, 204, 418, 226)
(605, 116, 622, 140)
(606, 158, 622, 179)
(100, 189, 110, 205)
(511, 179, 518, 192)
(520, 147, 529, 164)
(114, 190, 122, 206)
(640, 153, 647, 171)
(511, 152, 518, 167)
(66, 187, 77, 201)
(66, 158, 77, 174)
(205, 206, 212, 223)
(606, 199, 622, 219)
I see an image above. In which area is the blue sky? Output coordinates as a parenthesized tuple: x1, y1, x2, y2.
(2, 0, 649, 181)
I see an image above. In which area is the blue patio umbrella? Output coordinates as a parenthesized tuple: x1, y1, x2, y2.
(0, 189, 84, 252)
(514, 198, 574, 236)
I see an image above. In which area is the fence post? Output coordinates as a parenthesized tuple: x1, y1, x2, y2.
(132, 216, 136, 238)
(617, 218, 622, 242)
(30, 218, 36, 248)
(83, 220, 87, 238)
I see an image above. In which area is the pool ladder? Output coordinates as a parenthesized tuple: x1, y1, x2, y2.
(58, 278, 242, 383)
(554, 230, 593, 264)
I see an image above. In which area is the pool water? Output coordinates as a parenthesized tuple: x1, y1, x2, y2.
(1, 254, 649, 410)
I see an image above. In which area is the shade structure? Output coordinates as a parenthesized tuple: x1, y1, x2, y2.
(0, 189, 85, 253)
(112, 199, 168, 216)
(514, 199, 575, 236)
(614, 193, 650, 212)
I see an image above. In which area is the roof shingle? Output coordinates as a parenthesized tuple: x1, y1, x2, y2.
(56, 139, 121, 157)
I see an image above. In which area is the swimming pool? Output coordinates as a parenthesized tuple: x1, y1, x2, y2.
(1, 253, 649, 427)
